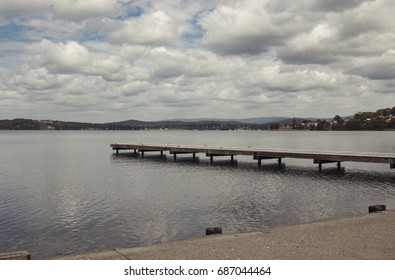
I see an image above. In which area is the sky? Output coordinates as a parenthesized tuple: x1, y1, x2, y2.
(0, 0, 394, 122)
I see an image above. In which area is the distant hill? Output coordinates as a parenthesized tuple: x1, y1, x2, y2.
(165, 117, 289, 124)
(0, 118, 268, 130)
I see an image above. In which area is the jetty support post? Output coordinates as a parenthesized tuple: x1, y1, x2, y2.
(254, 155, 280, 168)
(314, 159, 343, 171)
(139, 149, 164, 158)
(170, 151, 198, 161)
(206, 153, 235, 163)
(391, 163, 395, 169)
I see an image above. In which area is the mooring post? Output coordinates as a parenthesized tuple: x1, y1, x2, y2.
(369, 205, 386, 213)
(206, 227, 222, 235)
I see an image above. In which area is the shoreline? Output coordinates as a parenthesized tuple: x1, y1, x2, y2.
(53, 210, 395, 260)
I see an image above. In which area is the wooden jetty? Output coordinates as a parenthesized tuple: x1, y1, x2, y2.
(110, 143, 395, 171)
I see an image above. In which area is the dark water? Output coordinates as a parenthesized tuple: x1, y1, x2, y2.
(1, 130, 395, 259)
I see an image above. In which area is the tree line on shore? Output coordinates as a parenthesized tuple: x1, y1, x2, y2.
(1, 106, 394, 131)
(270, 106, 395, 131)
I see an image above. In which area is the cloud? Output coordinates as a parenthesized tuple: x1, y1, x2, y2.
(52, 0, 119, 21)
(105, 11, 175, 44)
(1, 0, 394, 122)
(9, 67, 71, 91)
(40, 39, 124, 81)
(0, 0, 49, 15)
(346, 50, 395, 80)
(198, 0, 298, 55)
(277, 23, 338, 65)
(311, 0, 372, 12)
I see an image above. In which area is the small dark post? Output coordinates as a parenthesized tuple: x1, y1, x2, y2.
(116, 149, 119, 155)
(231, 155, 234, 163)
(318, 163, 322, 171)
(141, 151, 144, 158)
(174, 153, 177, 160)
(206, 227, 222, 235)
(258, 158, 262, 167)
(369, 205, 386, 213)
(278, 158, 282, 167)
(193, 153, 196, 160)
(337, 161, 341, 171)
(210, 155, 213, 163)
(134, 149, 137, 155)
(160, 151, 163, 157)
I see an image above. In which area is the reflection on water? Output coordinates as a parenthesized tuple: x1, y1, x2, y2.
(0, 130, 394, 258)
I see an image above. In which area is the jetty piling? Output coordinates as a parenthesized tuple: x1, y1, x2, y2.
(111, 143, 395, 171)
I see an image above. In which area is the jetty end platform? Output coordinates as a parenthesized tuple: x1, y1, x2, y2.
(111, 143, 395, 171)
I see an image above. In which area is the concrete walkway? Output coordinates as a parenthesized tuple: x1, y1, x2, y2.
(56, 211, 395, 260)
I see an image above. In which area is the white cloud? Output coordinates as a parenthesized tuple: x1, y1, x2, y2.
(106, 11, 175, 44)
(40, 40, 125, 81)
(199, 0, 289, 55)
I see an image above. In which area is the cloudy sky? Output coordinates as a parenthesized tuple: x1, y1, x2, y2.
(1, 0, 394, 122)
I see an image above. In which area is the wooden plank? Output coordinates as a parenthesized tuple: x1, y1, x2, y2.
(0, 251, 30, 260)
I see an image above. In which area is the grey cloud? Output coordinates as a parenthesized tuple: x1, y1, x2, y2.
(346, 54, 395, 80)
(198, 0, 300, 55)
(311, 0, 371, 12)
(335, 1, 392, 40)
(52, 0, 120, 22)
(0, 0, 49, 16)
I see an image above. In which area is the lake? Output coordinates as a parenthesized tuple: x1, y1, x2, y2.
(1, 130, 394, 259)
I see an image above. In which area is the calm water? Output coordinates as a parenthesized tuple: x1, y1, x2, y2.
(1, 130, 395, 259)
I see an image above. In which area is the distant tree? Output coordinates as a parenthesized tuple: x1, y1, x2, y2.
(331, 115, 345, 130)
(315, 119, 329, 130)
(292, 117, 296, 129)
(269, 123, 280, 130)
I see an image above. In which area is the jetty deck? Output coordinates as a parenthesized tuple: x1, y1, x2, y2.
(111, 143, 395, 170)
